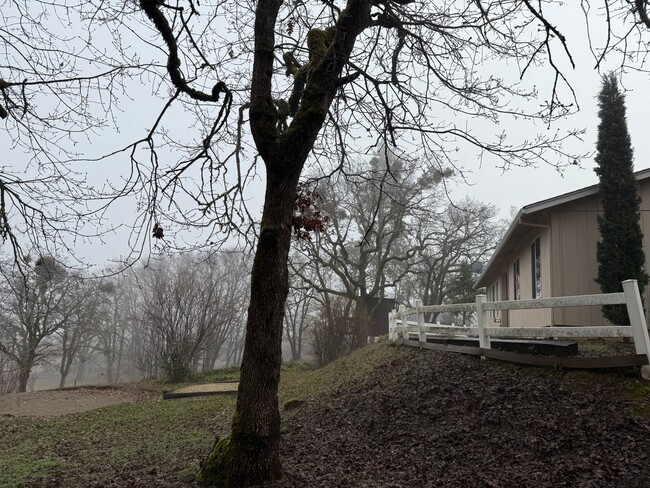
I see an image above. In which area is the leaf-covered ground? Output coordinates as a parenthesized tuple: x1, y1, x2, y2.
(274, 346, 650, 488)
(2, 342, 650, 487)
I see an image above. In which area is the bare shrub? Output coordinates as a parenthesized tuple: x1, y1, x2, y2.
(310, 296, 367, 367)
(138, 252, 250, 382)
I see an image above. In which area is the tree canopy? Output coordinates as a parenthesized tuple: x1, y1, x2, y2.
(0, 1, 592, 262)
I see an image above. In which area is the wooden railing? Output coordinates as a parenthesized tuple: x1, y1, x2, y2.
(388, 279, 650, 371)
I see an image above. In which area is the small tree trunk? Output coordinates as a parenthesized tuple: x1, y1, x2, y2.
(192, 354, 201, 373)
(115, 331, 125, 383)
(202, 345, 214, 372)
(76, 355, 87, 384)
(290, 341, 300, 361)
(59, 338, 76, 388)
(18, 366, 31, 393)
(17, 349, 37, 393)
(59, 360, 68, 388)
(105, 353, 114, 385)
(203, 336, 223, 371)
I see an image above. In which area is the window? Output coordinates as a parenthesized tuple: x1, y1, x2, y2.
(489, 281, 500, 321)
(531, 237, 542, 299)
(513, 259, 520, 300)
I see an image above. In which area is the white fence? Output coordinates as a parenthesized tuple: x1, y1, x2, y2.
(388, 279, 650, 370)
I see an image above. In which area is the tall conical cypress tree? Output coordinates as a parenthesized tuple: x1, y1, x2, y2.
(595, 73, 648, 324)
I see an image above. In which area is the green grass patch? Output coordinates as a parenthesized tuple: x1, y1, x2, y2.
(190, 366, 241, 384)
(0, 343, 407, 487)
(0, 395, 236, 487)
(0, 452, 67, 488)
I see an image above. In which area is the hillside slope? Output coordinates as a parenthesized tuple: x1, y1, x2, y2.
(2, 341, 649, 487)
(273, 342, 650, 488)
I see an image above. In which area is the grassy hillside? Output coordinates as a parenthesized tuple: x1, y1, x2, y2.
(0, 341, 407, 488)
(1, 341, 649, 487)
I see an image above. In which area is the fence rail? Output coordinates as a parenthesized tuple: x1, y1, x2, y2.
(388, 279, 650, 374)
(482, 292, 626, 311)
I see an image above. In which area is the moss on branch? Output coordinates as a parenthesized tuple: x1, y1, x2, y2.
(306, 26, 336, 72)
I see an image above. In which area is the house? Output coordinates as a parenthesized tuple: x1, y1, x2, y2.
(474, 168, 650, 327)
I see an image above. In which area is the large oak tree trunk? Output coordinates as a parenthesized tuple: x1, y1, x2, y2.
(196, 169, 300, 486)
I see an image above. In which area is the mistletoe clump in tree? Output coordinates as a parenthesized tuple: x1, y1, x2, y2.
(594, 73, 649, 324)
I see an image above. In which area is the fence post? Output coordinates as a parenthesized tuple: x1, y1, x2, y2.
(416, 299, 426, 343)
(622, 280, 650, 379)
(476, 294, 490, 354)
(400, 304, 408, 341)
(388, 309, 397, 341)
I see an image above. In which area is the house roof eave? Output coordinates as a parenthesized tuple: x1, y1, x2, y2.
(473, 208, 524, 289)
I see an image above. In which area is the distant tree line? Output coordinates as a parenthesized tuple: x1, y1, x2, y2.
(0, 251, 251, 392)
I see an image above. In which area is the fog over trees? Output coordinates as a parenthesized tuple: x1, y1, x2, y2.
(285, 153, 502, 364)
(0, 251, 251, 392)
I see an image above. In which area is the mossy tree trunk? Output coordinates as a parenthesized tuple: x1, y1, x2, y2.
(197, 0, 372, 486)
(196, 170, 300, 486)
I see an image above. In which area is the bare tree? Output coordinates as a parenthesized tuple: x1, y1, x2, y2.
(283, 271, 317, 361)
(130, 313, 162, 380)
(0, 330, 18, 394)
(400, 198, 502, 321)
(292, 155, 446, 324)
(310, 295, 365, 367)
(91, 280, 133, 385)
(0, 256, 87, 392)
(56, 279, 101, 388)
(115, 270, 154, 380)
(137, 252, 249, 382)
(223, 323, 246, 368)
(581, 0, 650, 72)
(73, 343, 100, 387)
(140, 257, 209, 382)
(200, 252, 251, 371)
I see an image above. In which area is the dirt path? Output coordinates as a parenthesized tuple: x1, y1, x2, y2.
(0, 387, 150, 417)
